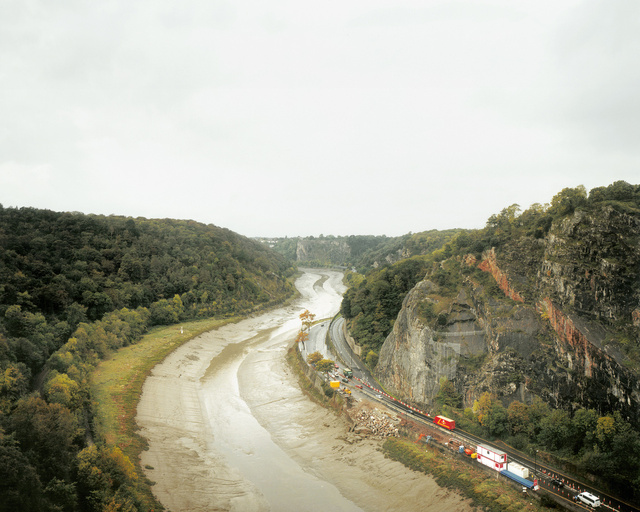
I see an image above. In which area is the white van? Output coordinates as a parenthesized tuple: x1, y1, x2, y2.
(576, 492, 601, 508)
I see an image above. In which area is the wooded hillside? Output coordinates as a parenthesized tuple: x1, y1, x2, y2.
(0, 206, 295, 511)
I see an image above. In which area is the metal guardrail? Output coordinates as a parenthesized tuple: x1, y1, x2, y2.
(434, 330, 485, 337)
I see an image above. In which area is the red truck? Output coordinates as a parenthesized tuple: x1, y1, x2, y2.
(433, 415, 455, 430)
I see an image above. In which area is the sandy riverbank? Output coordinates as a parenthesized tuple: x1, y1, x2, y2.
(136, 270, 474, 512)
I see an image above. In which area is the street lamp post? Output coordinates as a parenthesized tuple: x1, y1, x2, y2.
(534, 449, 538, 477)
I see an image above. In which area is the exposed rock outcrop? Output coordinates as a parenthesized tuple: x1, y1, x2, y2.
(375, 205, 640, 422)
(296, 239, 351, 265)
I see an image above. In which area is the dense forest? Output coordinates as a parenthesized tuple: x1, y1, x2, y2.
(0, 206, 295, 511)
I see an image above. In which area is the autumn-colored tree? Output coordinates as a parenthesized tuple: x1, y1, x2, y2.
(306, 351, 323, 365)
(596, 415, 616, 452)
(44, 372, 80, 409)
(295, 310, 315, 351)
(315, 359, 335, 373)
(76, 444, 139, 511)
(300, 310, 315, 332)
(365, 350, 379, 368)
(0, 363, 30, 406)
(295, 330, 308, 351)
(472, 391, 493, 426)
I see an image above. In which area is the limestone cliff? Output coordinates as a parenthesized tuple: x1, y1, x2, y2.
(296, 238, 351, 265)
(375, 204, 640, 422)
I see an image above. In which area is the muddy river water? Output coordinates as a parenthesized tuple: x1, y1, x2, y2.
(137, 269, 472, 512)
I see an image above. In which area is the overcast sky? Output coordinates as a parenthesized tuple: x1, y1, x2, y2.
(1, 1, 639, 238)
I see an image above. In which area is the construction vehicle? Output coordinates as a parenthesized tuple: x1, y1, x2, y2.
(445, 438, 471, 455)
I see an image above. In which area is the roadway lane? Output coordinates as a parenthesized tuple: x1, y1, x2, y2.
(330, 316, 377, 386)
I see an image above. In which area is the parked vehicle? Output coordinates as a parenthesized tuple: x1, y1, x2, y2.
(551, 478, 564, 488)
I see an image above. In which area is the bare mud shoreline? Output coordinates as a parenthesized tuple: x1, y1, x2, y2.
(136, 269, 473, 512)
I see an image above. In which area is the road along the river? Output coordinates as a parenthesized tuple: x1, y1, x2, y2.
(136, 268, 473, 512)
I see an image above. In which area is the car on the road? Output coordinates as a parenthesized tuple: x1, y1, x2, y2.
(355, 384, 363, 389)
(575, 492, 600, 508)
(550, 478, 564, 488)
(376, 394, 382, 398)
(341, 378, 349, 383)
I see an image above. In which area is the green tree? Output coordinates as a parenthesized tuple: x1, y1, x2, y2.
(9, 396, 80, 483)
(0, 443, 44, 512)
(43, 477, 78, 512)
(484, 401, 508, 437)
(435, 377, 461, 409)
(538, 409, 571, 451)
(570, 408, 598, 452)
(149, 299, 179, 325)
(4, 305, 48, 338)
(548, 185, 587, 218)
(507, 401, 530, 436)
(527, 398, 550, 440)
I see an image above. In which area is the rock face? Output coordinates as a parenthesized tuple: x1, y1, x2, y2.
(296, 239, 351, 265)
(375, 205, 640, 422)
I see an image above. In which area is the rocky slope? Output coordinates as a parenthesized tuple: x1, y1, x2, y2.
(375, 204, 640, 423)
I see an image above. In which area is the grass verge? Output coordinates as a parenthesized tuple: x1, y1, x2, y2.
(90, 316, 240, 508)
(382, 438, 552, 512)
(285, 344, 346, 416)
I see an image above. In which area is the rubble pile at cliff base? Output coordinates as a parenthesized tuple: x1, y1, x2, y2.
(348, 406, 399, 438)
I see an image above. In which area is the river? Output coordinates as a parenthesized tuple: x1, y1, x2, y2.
(136, 268, 472, 512)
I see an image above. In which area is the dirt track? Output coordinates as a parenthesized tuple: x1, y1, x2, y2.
(136, 269, 473, 512)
